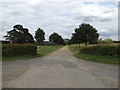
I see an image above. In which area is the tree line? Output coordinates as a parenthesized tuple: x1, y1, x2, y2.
(5, 23, 113, 46)
(4, 24, 65, 45)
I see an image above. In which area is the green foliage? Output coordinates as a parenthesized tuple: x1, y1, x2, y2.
(80, 45, 118, 57)
(103, 38, 113, 44)
(13, 24, 23, 30)
(71, 23, 99, 46)
(68, 45, 118, 64)
(118, 45, 120, 57)
(2, 45, 63, 61)
(35, 28, 45, 44)
(4, 24, 34, 44)
(49, 33, 64, 45)
(2, 44, 37, 57)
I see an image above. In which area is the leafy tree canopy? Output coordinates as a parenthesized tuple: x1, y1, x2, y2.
(71, 23, 99, 46)
(49, 33, 64, 45)
(4, 24, 34, 44)
(35, 28, 45, 44)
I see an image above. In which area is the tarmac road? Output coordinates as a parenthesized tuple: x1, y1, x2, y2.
(2, 46, 118, 88)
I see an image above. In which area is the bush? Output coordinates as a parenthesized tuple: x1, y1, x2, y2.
(80, 45, 118, 57)
(118, 45, 120, 57)
(2, 44, 37, 57)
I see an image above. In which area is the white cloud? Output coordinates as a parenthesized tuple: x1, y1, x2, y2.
(0, 0, 119, 40)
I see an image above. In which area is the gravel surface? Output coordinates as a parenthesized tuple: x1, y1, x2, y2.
(2, 46, 118, 88)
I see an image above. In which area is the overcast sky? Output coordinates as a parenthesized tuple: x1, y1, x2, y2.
(0, 0, 119, 41)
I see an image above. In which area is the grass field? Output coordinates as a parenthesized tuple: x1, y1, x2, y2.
(68, 44, 118, 64)
(37, 45, 63, 56)
(2, 45, 63, 61)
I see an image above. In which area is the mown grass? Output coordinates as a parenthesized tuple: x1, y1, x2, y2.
(68, 44, 118, 64)
(2, 45, 63, 61)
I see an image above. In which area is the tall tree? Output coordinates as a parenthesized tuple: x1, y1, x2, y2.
(71, 23, 99, 46)
(70, 28, 84, 47)
(35, 28, 45, 44)
(49, 33, 64, 45)
(4, 24, 34, 44)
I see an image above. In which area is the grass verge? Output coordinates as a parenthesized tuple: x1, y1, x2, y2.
(2, 45, 63, 61)
(68, 45, 118, 65)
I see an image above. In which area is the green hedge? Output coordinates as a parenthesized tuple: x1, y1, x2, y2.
(118, 45, 120, 57)
(80, 45, 118, 57)
(2, 44, 37, 57)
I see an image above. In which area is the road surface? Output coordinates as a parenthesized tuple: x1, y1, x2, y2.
(2, 46, 118, 88)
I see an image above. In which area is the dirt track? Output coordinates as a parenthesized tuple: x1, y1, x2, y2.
(2, 46, 118, 88)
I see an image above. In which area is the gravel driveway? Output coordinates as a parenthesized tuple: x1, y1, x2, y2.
(2, 46, 118, 88)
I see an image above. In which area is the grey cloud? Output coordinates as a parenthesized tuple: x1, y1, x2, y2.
(99, 17, 112, 22)
(74, 15, 113, 23)
(99, 28, 118, 38)
(81, 16, 98, 22)
(100, 31, 112, 37)
(0, 0, 118, 40)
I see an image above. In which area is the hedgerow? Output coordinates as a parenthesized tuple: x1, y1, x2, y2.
(80, 45, 118, 57)
(2, 44, 37, 57)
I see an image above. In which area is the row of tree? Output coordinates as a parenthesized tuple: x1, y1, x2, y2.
(6, 23, 115, 46)
(4, 24, 65, 45)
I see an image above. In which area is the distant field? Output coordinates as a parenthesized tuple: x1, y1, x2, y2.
(68, 44, 118, 64)
(2, 45, 63, 61)
(37, 45, 63, 56)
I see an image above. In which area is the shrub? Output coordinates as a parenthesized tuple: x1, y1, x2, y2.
(118, 45, 120, 57)
(103, 38, 113, 44)
(80, 45, 118, 57)
(2, 44, 37, 57)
